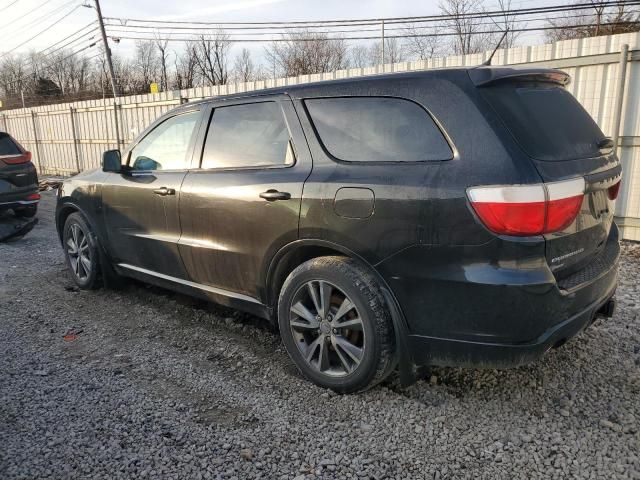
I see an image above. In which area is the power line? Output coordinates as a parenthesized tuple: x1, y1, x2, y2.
(107, 20, 640, 43)
(0, 0, 50, 29)
(102, 10, 629, 38)
(103, 0, 640, 28)
(0, 0, 21, 11)
(0, 4, 84, 59)
(2, 43, 97, 90)
(1, 0, 81, 40)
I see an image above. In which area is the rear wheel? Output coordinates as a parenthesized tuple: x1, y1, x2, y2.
(278, 256, 395, 393)
(14, 205, 37, 218)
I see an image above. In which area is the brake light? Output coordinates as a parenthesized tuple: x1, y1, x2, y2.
(467, 177, 585, 236)
(607, 180, 621, 200)
(26, 193, 40, 201)
(2, 151, 32, 165)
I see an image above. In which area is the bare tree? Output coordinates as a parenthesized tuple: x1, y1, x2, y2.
(439, 0, 496, 55)
(349, 44, 371, 68)
(193, 32, 232, 86)
(155, 35, 170, 91)
(369, 38, 406, 64)
(233, 48, 258, 82)
(545, 1, 640, 42)
(494, 0, 520, 48)
(133, 41, 159, 93)
(173, 42, 198, 90)
(265, 30, 348, 77)
(403, 25, 443, 61)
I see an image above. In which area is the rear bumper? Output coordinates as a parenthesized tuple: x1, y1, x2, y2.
(0, 192, 40, 210)
(408, 289, 616, 368)
(378, 224, 620, 369)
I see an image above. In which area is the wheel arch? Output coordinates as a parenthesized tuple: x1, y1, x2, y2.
(264, 239, 415, 385)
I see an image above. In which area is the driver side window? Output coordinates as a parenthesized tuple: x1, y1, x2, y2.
(129, 111, 199, 171)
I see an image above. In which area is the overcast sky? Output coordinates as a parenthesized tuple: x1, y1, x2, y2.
(1, 0, 559, 62)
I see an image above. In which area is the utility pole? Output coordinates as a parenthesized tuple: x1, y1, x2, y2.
(381, 20, 385, 66)
(20, 89, 25, 109)
(93, 0, 118, 99)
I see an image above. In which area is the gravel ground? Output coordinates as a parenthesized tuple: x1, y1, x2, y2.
(1, 191, 639, 479)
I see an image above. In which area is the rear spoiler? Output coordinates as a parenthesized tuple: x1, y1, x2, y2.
(468, 67, 570, 87)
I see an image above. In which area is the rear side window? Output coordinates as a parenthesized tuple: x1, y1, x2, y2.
(201, 102, 292, 169)
(0, 134, 21, 156)
(305, 97, 452, 162)
(480, 84, 605, 162)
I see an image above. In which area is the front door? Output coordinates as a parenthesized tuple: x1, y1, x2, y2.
(178, 96, 312, 301)
(103, 109, 202, 278)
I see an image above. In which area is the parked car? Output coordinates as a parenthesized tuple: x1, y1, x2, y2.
(56, 67, 621, 392)
(0, 132, 39, 218)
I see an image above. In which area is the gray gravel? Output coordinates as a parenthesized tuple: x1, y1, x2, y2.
(1, 191, 639, 479)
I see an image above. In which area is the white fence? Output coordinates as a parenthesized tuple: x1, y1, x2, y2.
(2, 32, 640, 240)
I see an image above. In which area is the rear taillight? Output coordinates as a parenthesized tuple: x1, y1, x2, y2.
(607, 180, 621, 200)
(26, 193, 40, 201)
(1, 151, 32, 165)
(467, 177, 585, 236)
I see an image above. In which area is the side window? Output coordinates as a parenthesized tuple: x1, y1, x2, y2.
(305, 97, 452, 162)
(130, 111, 199, 171)
(201, 102, 292, 169)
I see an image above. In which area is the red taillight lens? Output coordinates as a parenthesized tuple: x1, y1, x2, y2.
(470, 201, 546, 236)
(608, 181, 621, 200)
(468, 178, 585, 236)
(2, 151, 31, 164)
(26, 193, 40, 201)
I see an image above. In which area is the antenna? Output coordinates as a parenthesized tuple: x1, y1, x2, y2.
(481, 28, 509, 67)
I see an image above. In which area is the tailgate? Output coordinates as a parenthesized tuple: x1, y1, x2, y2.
(473, 68, 622, 280)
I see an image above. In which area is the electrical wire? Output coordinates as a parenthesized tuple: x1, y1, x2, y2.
(1, 0, 80, 39)
(107, 20, 640, 43)
(0, 4, 84, 59)
(102, 10, 633, 38)
(103, 0, 640, 28)
(0, 0, 50, 29)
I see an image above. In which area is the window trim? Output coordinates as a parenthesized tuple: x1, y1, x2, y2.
(197, 99, 297, 172)
(303, 95, 455, 164)
(125, 109, 202, 173)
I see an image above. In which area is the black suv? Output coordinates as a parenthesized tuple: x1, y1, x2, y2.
(56, 67, 620, 392)
(0, 132, 39, 218)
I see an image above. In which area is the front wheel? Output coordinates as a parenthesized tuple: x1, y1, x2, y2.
(278, 256, 395, 393)
(63, 213, 101, 289)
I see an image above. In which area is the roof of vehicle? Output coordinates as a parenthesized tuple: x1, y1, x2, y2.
(178, 66, 568, 110)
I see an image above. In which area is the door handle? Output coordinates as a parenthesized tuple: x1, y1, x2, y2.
(259, 190, 291, 201)
(153, 187, 175, 196)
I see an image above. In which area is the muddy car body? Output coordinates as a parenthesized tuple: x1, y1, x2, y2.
(56, 67, 620, 392)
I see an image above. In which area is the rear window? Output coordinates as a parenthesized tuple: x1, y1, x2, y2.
(480, 83, 605, 162)
(0, 134, 21, 156)
(305, 97, 452, 162)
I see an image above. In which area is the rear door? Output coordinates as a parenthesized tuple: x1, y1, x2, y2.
(178, 95, 312, 301)
(102, 108, 203, 279)
(0, 133, 38, 202)
(478, 76, 621, 279)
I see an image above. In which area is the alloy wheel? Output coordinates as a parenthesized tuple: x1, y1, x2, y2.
(289, 280, 365, 377)
(66, 223, 91, 280)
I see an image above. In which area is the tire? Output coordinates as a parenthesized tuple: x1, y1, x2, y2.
(278, 256, 395, 393)
(63, 212, 102, 290)
(14, 205, 37, 218)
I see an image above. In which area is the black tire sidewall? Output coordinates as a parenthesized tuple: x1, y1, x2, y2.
(63, 213, 100, 289)
(278, 258, 386, 392)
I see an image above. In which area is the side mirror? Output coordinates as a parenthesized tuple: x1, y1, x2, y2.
(102, 149, 122, 172)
